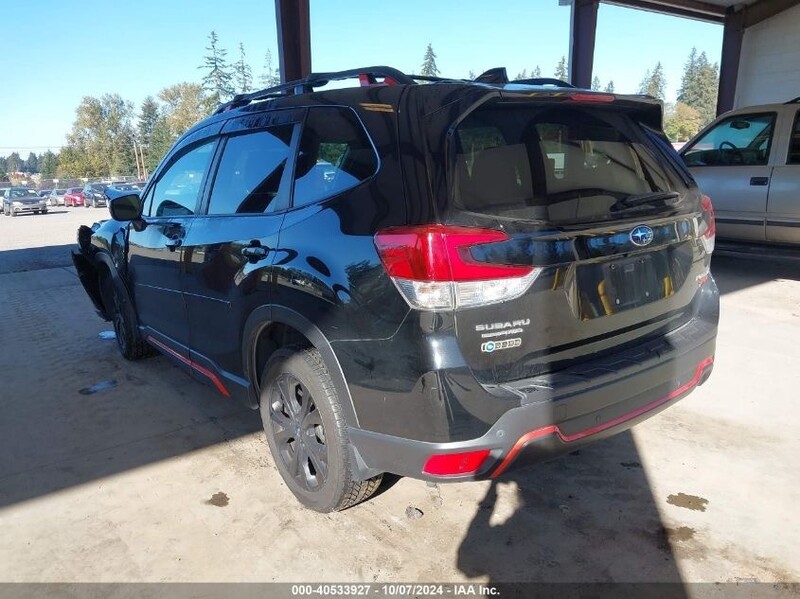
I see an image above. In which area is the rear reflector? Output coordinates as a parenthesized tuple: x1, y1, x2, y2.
(423, 450, 491, 476)
(700, 195, 715, 255)
(375, 225, 542, 310)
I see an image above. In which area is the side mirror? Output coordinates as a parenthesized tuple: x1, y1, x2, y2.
(107, 191, 143, 222)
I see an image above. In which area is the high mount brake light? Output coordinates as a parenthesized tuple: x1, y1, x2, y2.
(374, 225, 542, 310)
(569, 93, 616, 103)
(700, 195, 715, 255)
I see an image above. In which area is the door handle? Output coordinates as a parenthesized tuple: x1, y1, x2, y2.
(241, 241, 269, 263)
(750, 177, 769, 186)
(165, 237, 182, 252)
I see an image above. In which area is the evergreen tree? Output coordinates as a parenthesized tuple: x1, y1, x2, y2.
(468, 70, 476, 80)
(554, 56, 568, 81)
(259, 49, 281, 87)
(532, 65, 542, 78)
(24, 152, 38, 173)
(420, 43, 440, 77)
(605, 80, 615, 93)
(514, 69, 528, 81)
(639, 61, 666, 100)
(591, 76, 601, 91)
(677, 48, 699, 104)
(234, 42, 253, 93)
(146, 116, 175, 172)
(678, 48, 719, 127)
(39, 151, 58, 177)
(137, 96, 160, 150)
(199, 31, 234, 102)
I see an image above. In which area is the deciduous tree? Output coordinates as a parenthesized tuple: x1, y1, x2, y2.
(664, 102, 703, 142)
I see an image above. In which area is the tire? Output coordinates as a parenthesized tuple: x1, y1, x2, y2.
(41, 209, 48, 214)
(260, 348, 382, 512)
(100, 270, 153, 361)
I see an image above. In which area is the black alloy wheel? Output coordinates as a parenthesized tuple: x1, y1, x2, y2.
(260, 348, 382, 512)
(269, 373, 329, 492)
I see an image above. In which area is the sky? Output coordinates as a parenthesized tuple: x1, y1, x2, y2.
(0, 0, 723, 158)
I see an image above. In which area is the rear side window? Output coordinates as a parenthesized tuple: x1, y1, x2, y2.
(789, 110, 800, 165)
(451, 105, 681, 224)
(292, 106, 377, 208)
(681, 113, 775, 167)
(207, 125, 294, 214)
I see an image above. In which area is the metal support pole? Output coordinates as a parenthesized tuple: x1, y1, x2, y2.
(717, 7, 744, 115)
(569, 0, 600, 88)
(275, 0, 311, 83)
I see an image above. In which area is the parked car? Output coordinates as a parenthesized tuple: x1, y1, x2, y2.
(73, 66, 719, 512)
(109, 183, 141, 192)
(680, 97, 800, 244)
(48, 188, 68, 206)
(38, 189, 52, 198)
(1, 187, 48, 216)
(83, 182, 108, 208)
(63, 188, 84, 207)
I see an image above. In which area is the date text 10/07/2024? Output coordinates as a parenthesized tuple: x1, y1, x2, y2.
(290, 584, 500, 597)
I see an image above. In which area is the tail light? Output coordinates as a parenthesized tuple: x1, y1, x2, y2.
(699, 195, 715, 254)
(374, 225, 542, 310)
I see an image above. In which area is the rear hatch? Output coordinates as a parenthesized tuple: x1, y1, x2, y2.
(426, 92, 713, 384)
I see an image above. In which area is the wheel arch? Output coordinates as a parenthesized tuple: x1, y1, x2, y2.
(84, 251, 137, 326)
(242, 305, 360, 428)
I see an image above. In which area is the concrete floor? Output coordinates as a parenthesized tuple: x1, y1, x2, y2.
(0, 208, 798, 584)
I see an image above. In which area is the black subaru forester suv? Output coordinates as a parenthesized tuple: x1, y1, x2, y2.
(73, 66, 718, 512)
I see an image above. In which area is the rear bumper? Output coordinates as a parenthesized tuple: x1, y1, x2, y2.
(348, 281, 718, 481)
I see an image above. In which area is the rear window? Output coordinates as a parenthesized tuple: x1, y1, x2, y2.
(451, 104, 684, 224)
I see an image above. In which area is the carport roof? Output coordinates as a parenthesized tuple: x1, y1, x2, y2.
(600, 0, 793, 24)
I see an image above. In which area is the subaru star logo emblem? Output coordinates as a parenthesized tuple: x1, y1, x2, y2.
(630, 225, 654, 247)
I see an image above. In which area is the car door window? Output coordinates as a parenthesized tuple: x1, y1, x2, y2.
(207, 125, 295, 214)
(292, 106, 378, 208)
(788, 110, 800, 165)
(147, 141, 216, 217)
(682, 113, 776, 167)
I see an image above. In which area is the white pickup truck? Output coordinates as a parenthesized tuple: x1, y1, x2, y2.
(680, 97, 800, 245)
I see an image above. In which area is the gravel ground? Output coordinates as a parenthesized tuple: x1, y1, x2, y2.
(0, 211, 798, 587)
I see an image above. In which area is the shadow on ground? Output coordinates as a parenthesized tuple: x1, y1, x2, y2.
(0, 243, 75, 274)
(712, 249, 800, 296)
(456, 433, 686, 586)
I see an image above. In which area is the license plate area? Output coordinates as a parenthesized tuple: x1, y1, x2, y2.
(577, 253, 666, 319)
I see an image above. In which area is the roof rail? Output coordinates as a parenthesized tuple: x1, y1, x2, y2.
(474, 67, 509, 85)
(214, 66, 416, 114)
(785, 96, 800, 104)
(514, 77, 575, 88)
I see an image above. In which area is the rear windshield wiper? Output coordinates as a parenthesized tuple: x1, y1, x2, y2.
(610, 191, 680, 212)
